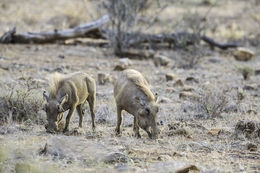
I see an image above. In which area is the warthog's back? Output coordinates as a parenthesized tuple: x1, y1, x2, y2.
(48, 72, 95, 102)
(114, 69, 155, 104)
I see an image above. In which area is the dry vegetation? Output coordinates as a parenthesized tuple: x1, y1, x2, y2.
(0, 0, 260, 172)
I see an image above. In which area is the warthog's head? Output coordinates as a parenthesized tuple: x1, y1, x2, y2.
(43, 91, 68, 133)
(136, 97, 160, 139)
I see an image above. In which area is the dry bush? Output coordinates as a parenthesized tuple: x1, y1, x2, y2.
(101, 0, 150, 54)
(182, 86, 231, 119)
(0, 78, 44, 124)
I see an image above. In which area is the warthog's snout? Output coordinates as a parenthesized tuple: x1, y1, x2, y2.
(149, 127, 160, 139)
(45, 122, 58, 134)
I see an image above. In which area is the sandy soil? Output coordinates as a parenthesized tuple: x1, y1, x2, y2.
(0, 0, 260, 172)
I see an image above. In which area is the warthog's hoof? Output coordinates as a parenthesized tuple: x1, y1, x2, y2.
(134, 133, 141, 138)
(115, 128, 121, 136)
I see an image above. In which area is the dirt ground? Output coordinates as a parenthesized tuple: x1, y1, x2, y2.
(0, 0, 260, 172)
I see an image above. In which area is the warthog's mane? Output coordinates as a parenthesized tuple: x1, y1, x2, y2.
(124, 70, 155, 101)
(47, 72, 66, 98)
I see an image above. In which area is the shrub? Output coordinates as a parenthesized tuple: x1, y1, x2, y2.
(102, 0, 149, 54)
(0, 78, 44, 124)
(190, 86, 230, 118)
(236, 65, 254, 80)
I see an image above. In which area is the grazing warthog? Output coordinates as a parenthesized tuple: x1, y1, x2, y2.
(43, 72, 96, 133)
(114, 69, 160, 139)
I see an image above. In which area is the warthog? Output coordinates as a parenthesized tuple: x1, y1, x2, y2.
(43, 72, 96, 133)
(114, 69, 160, 139)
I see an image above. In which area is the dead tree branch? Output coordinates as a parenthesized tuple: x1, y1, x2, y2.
(0, 15, 109, 44)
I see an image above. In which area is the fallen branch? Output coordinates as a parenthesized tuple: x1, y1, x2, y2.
(0, 15, 109, 44)
(200, 35, 240, 50)
(0, 14, 240, 51)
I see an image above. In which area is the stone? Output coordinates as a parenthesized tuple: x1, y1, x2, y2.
(166, 87, 176, 93)
(208, 128, 221, 136)
(247, 143, 257, 151)
(119, 58, 132, 66)
(173, 79, 184, 88)
(153, 55, 171, 67)
(233, 47, 255, 61)
(114, 58, 132, 71)
(98, 73, 110, 85)
(182, 85, 195, 92)
(165, 73, 178, 81)
(113, 65, 128, 71)
(175, 164, 200, 173)
(185, 77, 199, 83)
(243, 84, 257, 91)
(103, 152, 128, 164)
(179, 92, 197, 100)
(158, 97, 172, 103)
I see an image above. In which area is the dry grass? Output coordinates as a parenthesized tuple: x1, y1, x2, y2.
(0, 0, 260, 172)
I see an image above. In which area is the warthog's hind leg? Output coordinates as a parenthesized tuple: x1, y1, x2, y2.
(87, 96, 96, 130)
(76, 104, 84, 128)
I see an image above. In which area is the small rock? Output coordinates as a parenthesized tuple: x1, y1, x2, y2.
(175, 164, 200, 173)
(247, 143, 257, 151)
(185, 76, 199, 84)
(98, 73, 110, 85)
(179, 92, 197, 100)
(157, 155, 172, 161)
(208, 128, 221, 136)
(255, 69, 260, 75)
(153, 55, 171, 67)
(233, 47, 255, 61)
(165, 73, 178, 81)
(158, 97, 172, 103)
(114, 65, 128, 71)
(58, 55, 65, 59)
(119, 58, 132, 66)
(182, 85, 195, 92)
(173, 79, 184, 88)
(247, 109, 257, 115)
(114, 58, 132, 71)
(243, 84, 257, 91)
(166, 87, 176, 93)
(103, 152, 128, 164)
(208, 57, 221, 63)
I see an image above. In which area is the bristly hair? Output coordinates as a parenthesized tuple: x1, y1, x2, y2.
(46, 72, 65, 98)
(123, 69, 155, 101)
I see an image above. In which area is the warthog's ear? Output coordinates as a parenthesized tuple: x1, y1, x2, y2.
(43, 91, 49, 102)
(60, 94, 68, 104)
(58, 94, 68, 112)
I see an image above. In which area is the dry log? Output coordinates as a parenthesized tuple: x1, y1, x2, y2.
(0, 13, 240, 50)
(0, 15, 109, 44)
(200, 35, 240, 50)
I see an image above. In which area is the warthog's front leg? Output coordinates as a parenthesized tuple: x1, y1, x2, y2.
(63, 106, 76, 133)
(133, 116, 141, 138)
(115, 106, 122, 135)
